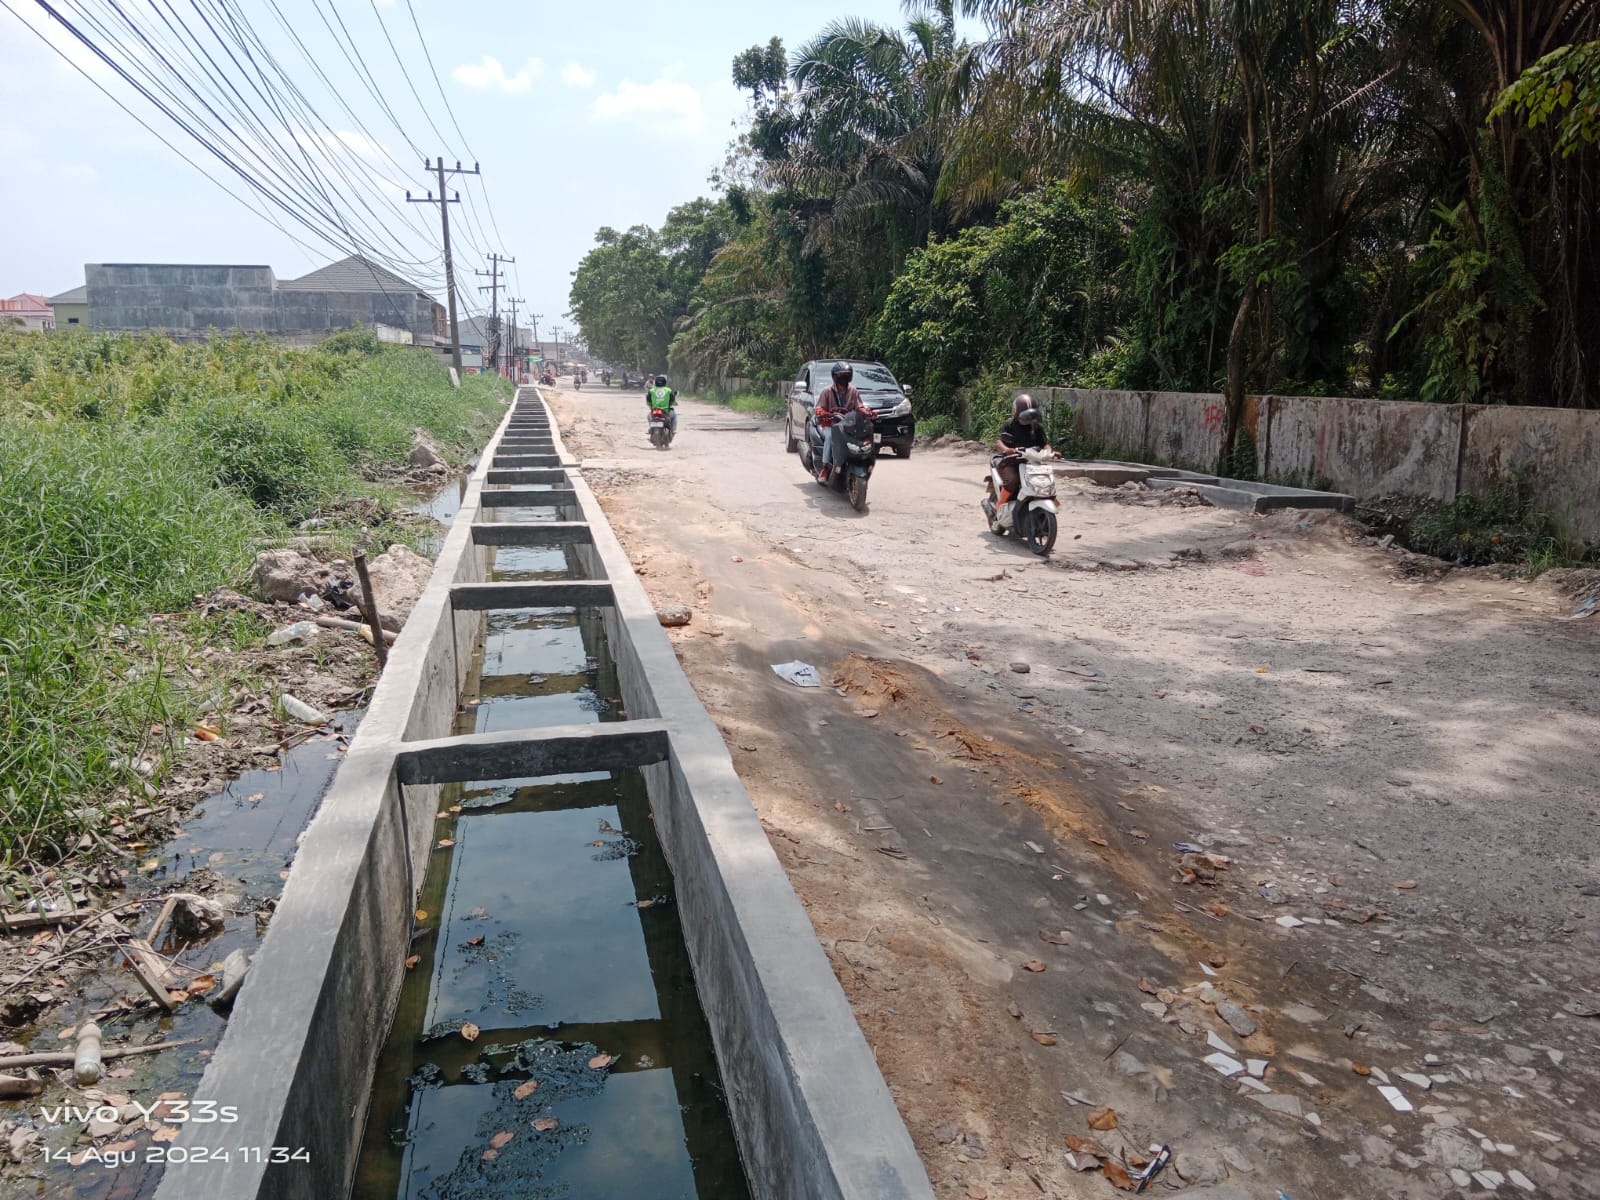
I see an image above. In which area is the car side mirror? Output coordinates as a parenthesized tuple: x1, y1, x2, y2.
(902, 385, 912, 397)
(793, 380, 807, 391)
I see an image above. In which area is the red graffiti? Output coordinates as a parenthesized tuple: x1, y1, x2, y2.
(1202, 404, 1224, 431)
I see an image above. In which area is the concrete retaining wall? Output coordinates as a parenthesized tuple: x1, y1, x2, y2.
(1048, 387, 1600, 541)
(154, 389, 930, 1200)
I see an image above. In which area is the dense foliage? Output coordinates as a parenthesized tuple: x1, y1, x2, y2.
(569, 2, 1600, 464)
(0, 329, 507, 859)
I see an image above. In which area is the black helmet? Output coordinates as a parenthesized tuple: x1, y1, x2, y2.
(1013, 393, 1040, 424)
(830, 361, 853, 385)
(655, 374, 667, 387)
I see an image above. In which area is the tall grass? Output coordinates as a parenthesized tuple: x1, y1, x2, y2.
(0, 328, 507, 860)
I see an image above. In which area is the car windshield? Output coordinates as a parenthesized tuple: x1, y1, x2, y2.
(849, 362, 899, 390)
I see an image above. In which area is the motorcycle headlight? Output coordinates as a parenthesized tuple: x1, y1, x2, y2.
(887, 398, 912, 418)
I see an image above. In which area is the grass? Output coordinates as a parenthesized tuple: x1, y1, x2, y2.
(0, 327, 507, 861)
(718, 389, 786, 418)
(1362, 474, 1592, 569)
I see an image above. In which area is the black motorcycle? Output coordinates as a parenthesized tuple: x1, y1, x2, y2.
(801, 407, 877, 511)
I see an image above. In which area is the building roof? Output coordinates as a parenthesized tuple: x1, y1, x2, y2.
(1, 293, 52, 313)
(278, 256, 436, 300)
(48, 285, 87, 305)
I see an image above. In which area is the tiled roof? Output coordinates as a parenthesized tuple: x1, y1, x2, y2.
(278, 256, 436, 299)
(1, 293, 52, 312)
(48, 285, 87, 305)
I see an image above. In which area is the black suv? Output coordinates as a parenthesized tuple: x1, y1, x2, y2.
(784, 360, 916, 458)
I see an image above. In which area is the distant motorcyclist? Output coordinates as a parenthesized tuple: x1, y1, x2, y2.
(646, 374, 678, 435)
(993, 394, 1052, 505)
(814, 361, 871, 479)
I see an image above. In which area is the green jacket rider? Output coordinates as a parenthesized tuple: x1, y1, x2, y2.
(646, 375, 678, 433)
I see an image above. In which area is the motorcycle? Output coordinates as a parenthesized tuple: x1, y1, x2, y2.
(648, 407, 675, 449)
(983, 448, 1059, 555)
(801, 407, 876, 512)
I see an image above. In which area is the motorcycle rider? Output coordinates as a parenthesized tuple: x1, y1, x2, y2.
(814, 361, 872, 479)
(646, 374, 678, 435)
(994, 394, 1052, 506)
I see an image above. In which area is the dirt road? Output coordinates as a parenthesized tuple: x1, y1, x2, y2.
(549, 383, 1599, 1199)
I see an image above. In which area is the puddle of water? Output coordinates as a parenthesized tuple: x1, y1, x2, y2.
(5, 716, 361, 1198)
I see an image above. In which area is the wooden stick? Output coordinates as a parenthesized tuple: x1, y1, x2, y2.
(120, 939, 179, 1012)
(0, 1038, 201, 1070)
(0, 908, 100, 934)
(351, 552, 390, 669)
(0, 1075, 44, 1098)
(312, 615, 397, 645)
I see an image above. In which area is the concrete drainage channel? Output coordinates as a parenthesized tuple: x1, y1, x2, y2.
(154, 389, 932, 1200)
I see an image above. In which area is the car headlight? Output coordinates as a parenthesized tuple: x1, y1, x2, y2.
(887, 398, 912, 418)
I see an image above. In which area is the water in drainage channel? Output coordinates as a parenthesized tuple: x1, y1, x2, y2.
(353, 496, 750, 1200)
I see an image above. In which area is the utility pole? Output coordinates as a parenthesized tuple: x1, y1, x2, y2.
(552, 325, 565, 370)
(475, 253, 512, 371)
(506, 297, 525, 379)
(407, 157, 480, 378)
(529, 313, 542, 365)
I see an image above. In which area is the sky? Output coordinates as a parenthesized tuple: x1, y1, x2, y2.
(0, 0, 926, 349)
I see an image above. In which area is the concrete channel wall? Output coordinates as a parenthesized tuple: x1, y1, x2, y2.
(153, 389, 931, 1200)
(1037, 387, 1600, 540)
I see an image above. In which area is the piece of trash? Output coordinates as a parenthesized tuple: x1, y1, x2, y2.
(266, 621, 317, 647)
(214, 950, 252, 1004)
(770, 661, 821, 688)
(1133, 1145, 1171, 1194)
(1206, 1031, 1236, 1054)
(1247, 1058, 1268, 1079)
(1376, 1084, 1413, 1112)
(1204, 1052, 1245, 1077)
(73, 1022, 102, 1086)
(1275, 915, 1306, 929)
(279, 694, 327, 725)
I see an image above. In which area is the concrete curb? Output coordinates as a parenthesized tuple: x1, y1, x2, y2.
(154, 387, 932, 1200)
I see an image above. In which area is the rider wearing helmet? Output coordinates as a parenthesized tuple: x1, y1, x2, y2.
(814, 361, 871, 478)
(646, 374, 678, 434)
(994, 393, 1052, 505)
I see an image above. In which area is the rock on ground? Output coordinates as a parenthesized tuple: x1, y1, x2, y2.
(252, 549, 349, 604)
(366, 544, 433, 630)
(408, 433, 446, 469)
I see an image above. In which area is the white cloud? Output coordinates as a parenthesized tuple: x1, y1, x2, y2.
(451, 56, 543, 95)
(560, 63, 596, 89)
(592, 78, 703, 133)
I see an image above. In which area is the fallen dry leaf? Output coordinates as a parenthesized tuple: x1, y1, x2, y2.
(588, 1053, 613, 1070)
(1064, 1133, 1102, 1155)
(490, 1131, 515, 1150)
(1102, 1160, 1135, 1190)
(1137, 978, 1159, 995)
(107, 1068, 134, 1079)
(1352, 1062, 1372, 1076)
(1021, 959, 1047, 973)
(513, 1080, 540, 1100)
(1029, 1031, 1058, 1046)
(467, 936, 485, 947)
(166, 990, 188, 1004)
(1039, 930, 1070, 946)
(1087, 1107, 1118, 1132)
(481, 1149, 499, 1162)
(437, 839, 455, 849)
(531, 1117, 559, 1132)
(965, 1185, 988, 1200)
(415, 909, 429, 922)
(186, 974, 215, 995)
(404, 955, 420, 970)
(1392, 880, 1417, 890)
(460, 1022, 480, 1042)
(151, 1125, 179, 1143)
(929, 775, 943, 785)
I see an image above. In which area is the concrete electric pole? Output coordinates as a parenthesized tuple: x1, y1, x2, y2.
(475, 253, 513, 371)
(507, 297, 525, 379)
(407, 158, 480, 379)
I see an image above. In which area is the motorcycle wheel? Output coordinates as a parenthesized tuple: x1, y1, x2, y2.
(1022, 506, 1058, 556)
(848, 474, 869, 512)
(649, 427, 661, 448)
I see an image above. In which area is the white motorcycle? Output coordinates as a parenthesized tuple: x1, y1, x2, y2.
(983, 448, 1060, 555)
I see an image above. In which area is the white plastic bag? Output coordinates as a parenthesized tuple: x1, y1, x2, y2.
(770, 661, 822, 688)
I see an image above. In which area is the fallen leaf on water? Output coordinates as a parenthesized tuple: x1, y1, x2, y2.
(1352, 1062, 1372, 1076)
(588, 1053, 613, 1069)
(1030, 1031, 1058, 1046)
(531, 1117, 559, 1132)
(415, 910, 428, 922)
(489, 1131, 515, 1150)
(1103, 1160, 1136, 1190)
(151, 1126, 179, 1143)
(437, 839, 455, 849)
(142, 859, 160, 872)
(247, 793, 264, 803)
(635, 899, 655, 909)
(460, 1022, 480, 1042)
(513, 1080, 540, 1100)
(1392, 880, 1417, 890)
(481, 1149, 499, 1162)
(467, 936, 485, 947)
(404, 955, 420, 970)
(1087, 1107, 1118, 1131)
(186, 974, 215, 995)
(1021, 959, 1047, 973)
